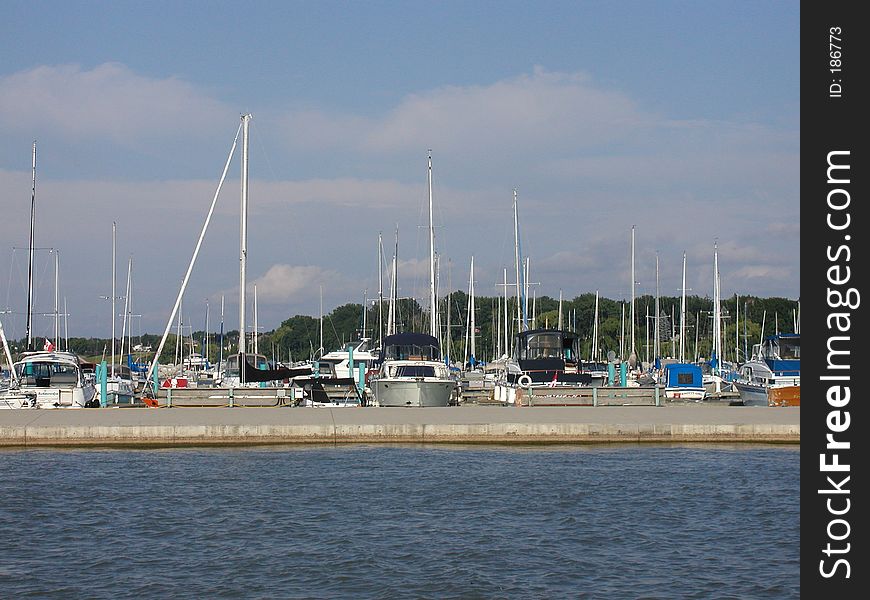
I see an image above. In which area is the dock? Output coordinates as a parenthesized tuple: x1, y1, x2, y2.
(0, 405, 799, 447)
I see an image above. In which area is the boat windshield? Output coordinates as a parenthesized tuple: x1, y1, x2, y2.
(517, 332, 575, 361)
(383, 344, 439, 361)
(14, 361, 80, 387)
(764, 336, 800, 360)
(395, 365, 436, 378)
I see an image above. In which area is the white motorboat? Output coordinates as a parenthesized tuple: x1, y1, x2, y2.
(1, 351, 97, 409)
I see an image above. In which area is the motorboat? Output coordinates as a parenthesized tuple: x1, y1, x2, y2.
(369, 333, 456, 407)
(0, 351, 97, 409)
(733, 333, 800, 406)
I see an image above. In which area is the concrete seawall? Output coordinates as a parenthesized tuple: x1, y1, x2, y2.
(0, 405, 799, 447)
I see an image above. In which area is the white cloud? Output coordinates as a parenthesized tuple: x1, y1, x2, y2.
(248, 264, 343, 304)
(0, 63, 232, 142)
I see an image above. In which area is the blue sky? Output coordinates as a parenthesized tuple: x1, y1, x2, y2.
(0, 1, 799, 339)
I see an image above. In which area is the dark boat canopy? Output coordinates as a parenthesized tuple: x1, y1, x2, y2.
(512, 329, 579, 362)
(380, 333, 440, 361)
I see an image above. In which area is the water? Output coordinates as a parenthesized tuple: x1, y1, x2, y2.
(0, 444, 798, 599)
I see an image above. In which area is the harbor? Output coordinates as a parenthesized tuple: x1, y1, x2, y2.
(0, 404, 799, 447)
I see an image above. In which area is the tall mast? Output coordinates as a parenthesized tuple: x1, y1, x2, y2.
(204, 298, 210, 364)
(387, 226, 398, 336)
(503, 267, 509, 355)
(629, 225, 636, 363)
(513, 189, 524, 332)
(239, 114, 251, 364)
(319, 286, 324, 356)
(735, 293, 740, 363)
(712, 242, 721, 374)
(219, 295, 225, 368)
(680, 251, 687, 362)
(120, 255, 132, 365)
(427, 151, 437, 340)
(63, 297, 69, 351)
(377, 232, 383, 349)
(253, 284, 258, 356)
(26, 141, 37, 350)
(111, 221, 116, 377)
(654, 252, 660, 362)
(592, 290, 599, 361)
(54, 249, 60, 344)
(469, 256, 476, 363)
(558, 290, 563, 330)
(620, 302, 625, 360)
(146, 120, 240, 385)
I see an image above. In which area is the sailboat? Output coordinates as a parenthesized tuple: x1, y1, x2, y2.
(145, 115, 310, 396)
(1, 142, 97, 409)
(369, 152, 456, 407)
(94, 222, 136, 406)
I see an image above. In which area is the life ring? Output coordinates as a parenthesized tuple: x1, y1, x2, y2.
(517, 374, 532, 388)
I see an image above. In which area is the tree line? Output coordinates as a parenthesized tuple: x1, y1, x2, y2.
(8, 293, 798, 366)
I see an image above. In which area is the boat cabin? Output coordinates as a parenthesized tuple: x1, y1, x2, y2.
(510, 329, 592, 384)
(755, 333, 800, 375)
(379, 333, 441, 362)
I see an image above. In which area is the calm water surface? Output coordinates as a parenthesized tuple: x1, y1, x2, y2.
(0, 444, 798, 599)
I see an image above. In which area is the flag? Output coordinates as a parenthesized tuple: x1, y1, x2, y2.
(548, 371, 558, 387)
(43, 339, 55, 352)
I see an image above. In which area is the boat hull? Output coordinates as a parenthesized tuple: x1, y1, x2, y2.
(767, 385, 800, 407)
(734, 381, 800, 407)
(664, 386, 706, 401)
(371, 379, 455, 407)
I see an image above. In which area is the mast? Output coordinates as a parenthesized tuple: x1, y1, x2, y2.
(111, 221, 116, 377)
(387, 226, 398, 336)
(378, 232, 383, 349)
(503, 267, 509, 356)
(63, 297, 69, 351)
(253, 284, 258, 356)
(120, 255, 132, 366)
(146, 120, 241, 384)
(427, 151, 437, 340)
(558, 290, 563, 330)
(470, 257, 476, 363)
(620, 302, 625, 360)
(680, 251, 687, 362)
(513, 189, 525, 332)
(26, 141, 37, 350)
(239, 114, 251, 368)
(654, 252, 660, 363)
(219, 295, 225, 368)
(592, 291, 599, 362)
(319, 286, 324, 356)
(524, 256, 531, 328)
(743, 298, 749, 362)
(54, 249, 60, 345)
(629, 225, 636, 363)
(495, 295, 501, 358)
(644, 304, 649, 366)
(735, 293, 740, 363)
(204, 298, 210, 364)
(712, 242, 721, 374)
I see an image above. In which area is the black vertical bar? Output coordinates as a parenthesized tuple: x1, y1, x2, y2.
(803, 3, 866, 595)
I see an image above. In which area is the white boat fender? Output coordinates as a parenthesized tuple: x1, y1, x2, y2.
(517, 374, 532, 388)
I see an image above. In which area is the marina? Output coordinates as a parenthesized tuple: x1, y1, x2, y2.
(0, 5, 808, 598)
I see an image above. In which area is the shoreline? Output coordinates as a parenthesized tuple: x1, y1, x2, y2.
(0, 405, 799, 448)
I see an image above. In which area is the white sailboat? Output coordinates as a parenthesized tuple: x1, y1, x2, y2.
(147, 115, 309, 394)
(1, 142, 97, 409)
(370, 152, 456, 407)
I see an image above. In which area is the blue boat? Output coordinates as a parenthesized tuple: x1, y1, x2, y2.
(662, 362, 706, 400)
